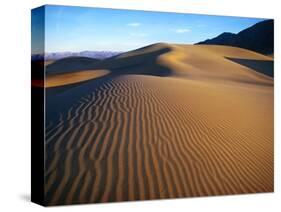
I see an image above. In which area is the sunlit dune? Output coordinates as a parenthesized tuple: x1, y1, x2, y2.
(33, 69, 110, 88)
(157, 44, 273, 83)
(44, 43, 273, 205)
(46, 69, 110, 88)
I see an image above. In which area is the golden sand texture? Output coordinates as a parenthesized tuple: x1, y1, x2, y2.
(45, 70, 109, 88)
(32, 70, 110, 88)
(44, 44, 273, 205)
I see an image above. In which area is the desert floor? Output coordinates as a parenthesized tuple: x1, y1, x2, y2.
(44, 44, 273, 205)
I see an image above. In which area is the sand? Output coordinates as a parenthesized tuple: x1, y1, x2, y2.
(32, 70, 109, 88)
(44, 44, 273, 205)
(46, 69, 110, 88)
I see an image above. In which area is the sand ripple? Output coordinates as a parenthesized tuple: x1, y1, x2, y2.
(45, 74, 273, 205)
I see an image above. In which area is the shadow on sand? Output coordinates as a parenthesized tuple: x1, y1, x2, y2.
(225, 57, 273, 77)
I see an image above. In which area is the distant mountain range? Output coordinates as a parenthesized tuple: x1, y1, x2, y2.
(32, 51, 122, 61)
(196, 19, 274, 55)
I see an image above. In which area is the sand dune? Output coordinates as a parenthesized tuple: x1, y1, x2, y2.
(44, 43, 273, 205)
(46, 70, 110, 88)
(44, 43, 273, 87)
(32, 70, 110, 88)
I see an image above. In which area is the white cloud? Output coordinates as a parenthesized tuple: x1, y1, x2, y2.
(127, 22, 142, 27)
(175, 28, 191, 33)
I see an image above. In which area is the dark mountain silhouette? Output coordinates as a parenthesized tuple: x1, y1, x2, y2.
(196, 19, 274, 55)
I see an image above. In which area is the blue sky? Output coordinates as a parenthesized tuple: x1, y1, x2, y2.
(32, 5, 266, 53)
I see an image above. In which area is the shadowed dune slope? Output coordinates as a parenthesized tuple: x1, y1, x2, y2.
(225, 57, 273, 77)
(44, 43, 273, 205)
(46, 57, 101, 74)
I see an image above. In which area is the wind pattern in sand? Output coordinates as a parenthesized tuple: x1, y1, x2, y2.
(44, 44, 273, 205)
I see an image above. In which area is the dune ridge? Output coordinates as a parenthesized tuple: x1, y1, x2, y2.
(44, 43, 273, 205)
(43, 43, 273, 88)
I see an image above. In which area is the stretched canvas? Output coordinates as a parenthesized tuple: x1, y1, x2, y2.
(31, 5, 274, 206)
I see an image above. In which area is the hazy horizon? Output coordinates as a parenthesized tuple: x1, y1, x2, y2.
(32, 5, 267, 54)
